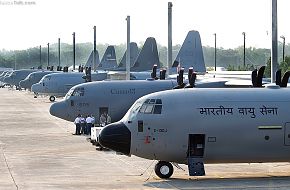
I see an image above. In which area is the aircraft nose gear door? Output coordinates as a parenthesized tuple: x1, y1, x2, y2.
(284, 123, 290, 146)
(187, 134, 205, 176)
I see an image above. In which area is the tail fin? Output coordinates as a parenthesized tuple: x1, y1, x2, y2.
(98, 45, 117, 70)
(131, 37, 160, 72)
(84, 50, 100, 70)
(173, 30, 206, 73)
(118, 42, 139, 68)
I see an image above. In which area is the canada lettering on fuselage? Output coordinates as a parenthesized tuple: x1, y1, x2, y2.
(110, 88, 136, 95)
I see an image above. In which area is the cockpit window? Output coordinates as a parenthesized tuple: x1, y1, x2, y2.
(128, 101, 142, 121)
(72, 87, 85, 97)
(65, 88, 75, 99)
(139, 99, 162, 114)
(40, 76, 51, 82)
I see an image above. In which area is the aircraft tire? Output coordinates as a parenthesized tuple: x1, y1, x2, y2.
(155, 161, 173, 179)
(49, 96, 56, 102)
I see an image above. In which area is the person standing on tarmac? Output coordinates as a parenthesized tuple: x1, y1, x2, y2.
(74, 114, 81, 135)
(85, 115, 93, 135)
(80, 115, 86, 135)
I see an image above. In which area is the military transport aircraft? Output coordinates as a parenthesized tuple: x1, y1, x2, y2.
(99, 82, 290, 179)
(3, 69, 39, 89)
(19, 69, 60, 90)
(32, 38, 159, 101)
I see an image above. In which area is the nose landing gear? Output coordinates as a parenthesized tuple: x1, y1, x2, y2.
(154, 161, 173, 179)
(49, 96, 56, 102)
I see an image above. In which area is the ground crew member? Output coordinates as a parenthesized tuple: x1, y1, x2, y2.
(86, 115, 93, 135)
(106, 112, 111, 125)
(80, 115, 86, 135)
(100, 112, 106, 127)
(74, 114, 81, 135)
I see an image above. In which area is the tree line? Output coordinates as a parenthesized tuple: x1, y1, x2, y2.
(0, 42, 289, 72)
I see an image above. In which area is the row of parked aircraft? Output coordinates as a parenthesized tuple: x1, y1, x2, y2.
(1, 30, 289, 179)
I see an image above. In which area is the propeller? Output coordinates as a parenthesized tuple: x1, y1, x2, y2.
(78, 65, 84, 72)
(272, 69, 289, 87)
(63, 66, 68, 72)
(251, 66, 265, 87)
(57, 66, 62, 71)
(173, 67, 186, 89)
(83, 67, 92, 82)
(280, 71, 290, 87)
(185, 67, 196, 88)
(151, 64, 158, 80)
(275, 69, 281, 86)
(160, 69, 166, 80)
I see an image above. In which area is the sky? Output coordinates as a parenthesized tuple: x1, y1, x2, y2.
(0, 0, 289, 50)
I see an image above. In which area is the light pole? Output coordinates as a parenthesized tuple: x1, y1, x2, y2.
(58, 38, 61, 67)
(126, 16, 130, 80)
(280, 35, 285, 62)
(72, 32, 76, 70)
(47, 43, 50, 67)
(167, 2, 173, 76)
(40, 45, 42, 68)
(242, 32, 246, 69)
(214, 33, 217, 71)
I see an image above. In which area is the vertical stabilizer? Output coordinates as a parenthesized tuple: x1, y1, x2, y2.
(173, 30, 206, 73)
(118, 42, 139, 68)
(98, 46, 117, 70)
(85, 50, 100, 70)
(131, 37, 160, 72)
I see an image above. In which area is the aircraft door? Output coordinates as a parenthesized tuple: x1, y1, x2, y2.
(284, 123, 290, 146)
(188, 134, 205, 157)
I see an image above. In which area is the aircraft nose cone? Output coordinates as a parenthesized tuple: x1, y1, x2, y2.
(99, 122, 131, 155)
(50, 102, 67, 119)
(31, 83, 40, 93)
(19, 80, 26, 88)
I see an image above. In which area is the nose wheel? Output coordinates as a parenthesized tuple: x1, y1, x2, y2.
(154, 161, 173, 179)
(49, 96, 56, 102)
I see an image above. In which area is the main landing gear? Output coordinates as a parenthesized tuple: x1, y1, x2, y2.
(49, 96, 56, 102)
(154, 161, 174, 179)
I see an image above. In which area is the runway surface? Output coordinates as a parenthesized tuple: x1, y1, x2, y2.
(1, 87, 290, 189)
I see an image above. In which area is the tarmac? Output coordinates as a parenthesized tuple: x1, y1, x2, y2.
(1, 87, 290, 189)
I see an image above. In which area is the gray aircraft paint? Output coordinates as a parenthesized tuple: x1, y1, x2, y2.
(97, 45, 117, 70)
(49, 77, 228, 122)
(31, 72, 107, 97)
(108, 38, 160, 79)
(131, 37, 160, 72)
(0, 71, 12, 82)
(103, 86, 290, 165)
(3, 69, 38, 87)
(19, 70, 59, 89)
(117, 42, 139, 69)
(84, 50, 100, 70)
(50, 80, 175, 122)
(172, 30, 206, 73)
